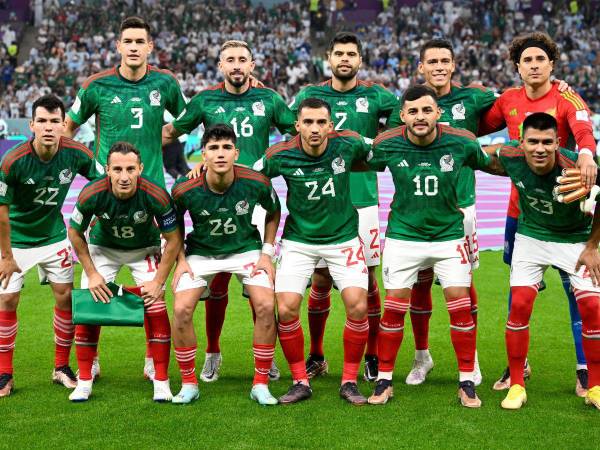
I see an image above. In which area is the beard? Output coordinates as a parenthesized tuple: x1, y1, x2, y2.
(332, 65, 359, 81)
(407, 122, 436, 138)
(226, 72, 248, 88)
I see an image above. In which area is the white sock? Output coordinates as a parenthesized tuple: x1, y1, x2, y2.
(459, 371, 474, 382)
(415, 349, 431, 361)
(577, 363, 588, 371)
(377, 371, 393, 381)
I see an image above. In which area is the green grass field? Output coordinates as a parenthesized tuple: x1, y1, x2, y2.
(2, 251, 600, 449)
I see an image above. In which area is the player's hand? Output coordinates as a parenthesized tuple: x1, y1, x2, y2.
(248, 75, 265, 88)
(141, 280, 164, 306)
(555, 79, 574, 94)
(186, 161, 205, 179)
(0, 257, 21, 289)
(576, 245, 600, 287)
(88, 272, 112, 303)
(172, 259, 194, 291)
(576, 153, 598, 189)
(252, 254, 275, 286)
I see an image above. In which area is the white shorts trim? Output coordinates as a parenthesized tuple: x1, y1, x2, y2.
(461, 205, 479, 270)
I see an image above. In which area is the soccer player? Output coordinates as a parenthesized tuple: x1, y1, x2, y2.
(387, 39, 496, 386)
(170, 124, 281, 405)
(0, 94, 101, 397)
(480, 32, 598, 395)
(489, 113, 600, 410)
(253, 97, 371, 405)
(162, 40, 295, 383)
(365, 85, 502, 407)
(289, 31, 399, 381)
(67, 142, 181, 402)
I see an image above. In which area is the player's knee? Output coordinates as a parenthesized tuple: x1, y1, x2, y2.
(578, 296, 600, 328)
(0, 293, 19, 310)
(252, 297, 276, 321)
(275, 300, 298, 322)
(173, 302, 194, 328)
(508, 297, 533, 325)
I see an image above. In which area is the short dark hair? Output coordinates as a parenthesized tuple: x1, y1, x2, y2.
(32, 94, 65, 120)
(120, 16, 152, 40)
(201, 124, 237, 148)
(328, 31, 362, 56)
(522, 112, 558, 136)
(297, 97, 332, 116)
(509, 32, 559, 69)
(401, 85, 438, 105)
(419, 39, 455, 61)
(107, 141, 141, 164)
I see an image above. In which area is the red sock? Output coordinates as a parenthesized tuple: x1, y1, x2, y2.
(0, 310, 17, 374)
(307, 284, 331, 357)
(278, 318, 307, 383)
(342, 317, 369, 384)
(446, 296, 476, 372)
(506, 286, 537, 387)
(253, 343, 275, 385)
(470, 282, 478, 327)
(175, 346, 197, 385)
(75, 324, 100, 381)
(366, 281, 381, 357)
(145, 300, 171, 382)
(410, 269, 434, 351)
(53, 307, 74, 368)
(205, 272, 231, 354)
(574, 289, 600, 387)
(143, 314, 152, 358)
(378, 296, 410, 373)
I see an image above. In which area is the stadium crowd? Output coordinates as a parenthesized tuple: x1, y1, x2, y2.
(1, 0, 600, 119)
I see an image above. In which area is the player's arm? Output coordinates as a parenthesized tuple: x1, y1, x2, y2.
(64, 116, 80, 138)
(469, 141, 506, 176)
(576, 195, 600, 286)
(0, 205, 21, 289)
(163, 95, 202, 146)
(64, 86, 96, 138)
(378, 87, 400, 125)
(273, 92, 297, 136)
(170, 191, 193, 289)
(252, 185, 281, 283)
(162, 122, 184, 146)
(386, 101, 402, 128)
(478, 95, 506, 136)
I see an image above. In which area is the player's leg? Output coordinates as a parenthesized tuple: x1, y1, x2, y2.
(573, 289, 600, 410)
(306, 265, 332, 378)
(202, 272, 232, 380)
(0, 292, 19, 397)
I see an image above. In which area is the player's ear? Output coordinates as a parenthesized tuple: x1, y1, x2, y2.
(295, 119, 300, 134)
(417, 61, 424, 75)
(147, 38, 154, 53)
(234, 148, 239, 161)
(139, 162, 144, 174)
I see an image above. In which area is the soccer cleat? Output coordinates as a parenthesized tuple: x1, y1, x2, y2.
(368, 379, 394, 405)
(143, 357, 155, 381)
(363, 355, 379, 382)
(153, 379, 173, 402)
(405, 354, 434, 385)
(576, 369, 589, 398)
(76, 356, 101, 382)
(339, 382, 368, 405)
(501, 384, 527, 410)
(200, 352, 222, 383)
(0, 373, 14, 398)
(305, 354, 328, 379)
(268, 359, 280, 382)
(52, 365, 78, 389)
(493, 360, 532, 391)
(172, 383, 200, 404)
(250, 384, 278, 406)
(279, 382, 312, 404)
(458, 380, 482, 408)
(585, 386, 600, 410)
(69, 379, 93, 402)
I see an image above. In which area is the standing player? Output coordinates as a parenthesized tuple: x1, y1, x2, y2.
(490, 113, 600, 410)
(67, 142, 181, 402)
(253, 98, 371, 405)
(289, 32, 398, 381)
(0, 95, 101, 397)
(366, 85, 502, 407)
(387, 39, 496, 386)
(170, 124, 281, 405)
(162, 40, 295, 382)
(480, 32, 598, 395)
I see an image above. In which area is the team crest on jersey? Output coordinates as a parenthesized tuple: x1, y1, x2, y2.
(235, 200, 250, 215)
(149, 90, 161, 106)
(0, 181, 7, 196)
(332, 156, 346, 174)
(356, 97, 369, 113)
(440, 154, 454, 172)
(451, 102, 466, 120)
(59, 169, 73, 184)
(133, 210, 149, 224)
(252, 100, 266, 116)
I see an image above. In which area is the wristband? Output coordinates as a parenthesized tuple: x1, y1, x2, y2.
(261, 243, 275, 257)
(578, 148, 594, 158)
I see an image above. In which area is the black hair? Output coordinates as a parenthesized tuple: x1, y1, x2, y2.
(297, 97, 332, 116)
(107, 141, 141, 164)
(401, 85, 438, 105)
(419, 39, 455, 61)
(201, 123, 237, 148)
(522, 112, 558, 135)
(120, 16, 152, 40)
(32, 94, 65, 120)
(328, 31, 362, 56)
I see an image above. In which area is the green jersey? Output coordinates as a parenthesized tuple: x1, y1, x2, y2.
(388, 83, 497, 207)
(254, 130, 370, 245)
(498, 141, 591, 243)
(0, 138, 101, 249)
(172, 166, 280, 256)
(290, 80, 399, 207)
(172, 83, 295, 167)
(369, 125, 490, 242)
(70, 176, 178, 250)
(68, 65, 187, 186)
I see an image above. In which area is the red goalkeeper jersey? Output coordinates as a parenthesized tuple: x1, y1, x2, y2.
(480, 82, 596, 218)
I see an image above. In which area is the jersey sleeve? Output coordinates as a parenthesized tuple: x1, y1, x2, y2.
(377, 87, 400, 121)
(465, 139, 491, 170)
(288, 88, 307, 117)
(0, 161, 15, 205)
(252, 154, 279, 178)
(258, 182, 281, 215)
(69, 190, 96, 233)
(171, 178, 188, 224)
(475, 85, 498, 113)
(386, 101, 403, 128)
(559, 93, 597, 153)
(366, 142, 388, 172)
(272, 92, 296, 135)
(352, 135, 372, 162)
(151, 189, 178, 234)
(478, 94, 506, 136)
(77, 147, 104, 180)
(166, 76, 188, 119)
(171, 94, 203, 135)
(68, 85, 98, 126)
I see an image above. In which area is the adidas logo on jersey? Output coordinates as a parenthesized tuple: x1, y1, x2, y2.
(111, 96, 122, 104)
(25, 178, 35, 184)
(397, 160, 409, 167)
(215, 107, 226, 114)
(200, 210, 210, 216)
(516, 181, 525, 189)
(101, 213, 111, 219)
(293, 168, 304, 176)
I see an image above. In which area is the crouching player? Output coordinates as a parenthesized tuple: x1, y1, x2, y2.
(170, 124, 281, 405)
(491, 113, 600, 410)
(68, 142, 181, 402)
